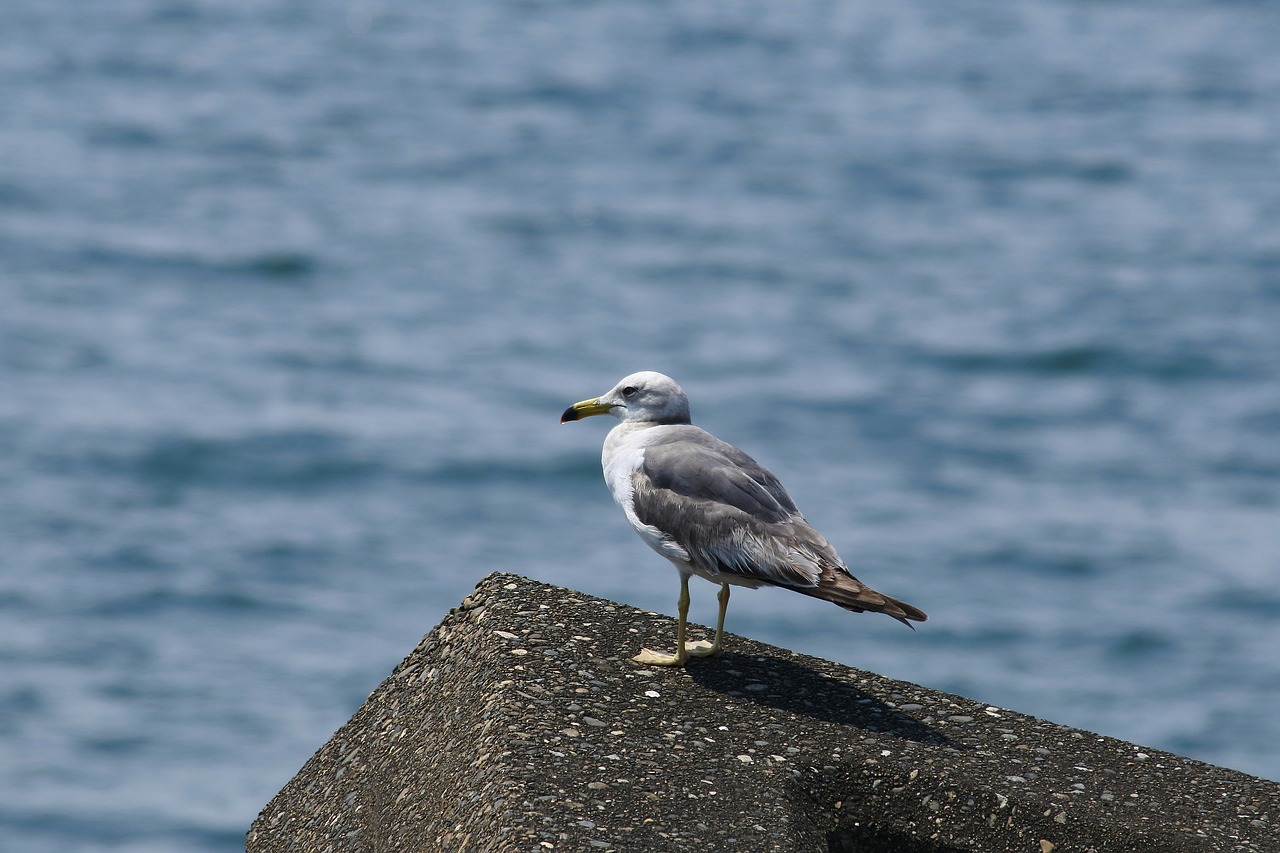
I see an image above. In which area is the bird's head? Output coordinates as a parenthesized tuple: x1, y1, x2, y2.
(561, 371, 692, 426)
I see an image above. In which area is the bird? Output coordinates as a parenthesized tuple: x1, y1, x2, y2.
(561, 370, 926, 666)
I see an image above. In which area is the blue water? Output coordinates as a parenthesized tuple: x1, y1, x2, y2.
(3, 0, 1280, 848)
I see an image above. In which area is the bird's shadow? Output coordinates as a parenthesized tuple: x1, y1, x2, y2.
(685, 651, 953, 748)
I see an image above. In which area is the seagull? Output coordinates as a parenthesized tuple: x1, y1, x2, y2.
(561, 371, 926, 666)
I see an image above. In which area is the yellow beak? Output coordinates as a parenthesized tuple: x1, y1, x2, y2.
(560, 397, 614, 423)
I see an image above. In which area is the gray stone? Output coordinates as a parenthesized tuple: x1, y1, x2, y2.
(248, 573, 1280, 852)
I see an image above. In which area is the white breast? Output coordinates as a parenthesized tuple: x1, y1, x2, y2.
(601, 423, 692, 568)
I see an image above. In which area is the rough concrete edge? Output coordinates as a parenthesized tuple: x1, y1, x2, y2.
(247, 585, 518, 851)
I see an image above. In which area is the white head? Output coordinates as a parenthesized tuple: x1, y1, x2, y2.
(561, 371, 691, 425)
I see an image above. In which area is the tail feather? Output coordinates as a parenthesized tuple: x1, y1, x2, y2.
(801, 570, 928, 628)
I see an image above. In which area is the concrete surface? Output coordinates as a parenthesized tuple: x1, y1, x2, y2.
(248, 572, 1279, 852)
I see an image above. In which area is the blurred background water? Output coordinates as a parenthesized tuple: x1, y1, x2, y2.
(3, 0, 1280, 849)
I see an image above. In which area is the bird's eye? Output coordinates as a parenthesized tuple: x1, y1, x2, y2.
(621, 386, 638, 397)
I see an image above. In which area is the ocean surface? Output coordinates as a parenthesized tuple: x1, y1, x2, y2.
(3, 0, 1280, 849)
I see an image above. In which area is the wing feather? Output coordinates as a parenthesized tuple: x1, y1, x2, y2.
(629, 428, 842, 589)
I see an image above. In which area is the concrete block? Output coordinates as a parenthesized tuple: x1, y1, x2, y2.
(248, 573, 1279, 852)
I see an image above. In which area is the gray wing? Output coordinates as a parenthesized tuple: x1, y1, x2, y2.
(629, 427, 843, 589)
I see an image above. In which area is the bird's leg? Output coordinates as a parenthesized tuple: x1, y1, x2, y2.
(687, 583, 729, 658)
(632, 575, 695, 666)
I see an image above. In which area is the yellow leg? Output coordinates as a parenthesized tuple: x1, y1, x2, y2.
(632, 575, 692, 666)
(687, 583, 729, 658)
(633, 577, 728, 666)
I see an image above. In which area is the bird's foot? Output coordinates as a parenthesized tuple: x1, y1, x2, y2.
(632, 648, 686, 667)
(684, 639, 721, 658)
(631, 639, 720, 667)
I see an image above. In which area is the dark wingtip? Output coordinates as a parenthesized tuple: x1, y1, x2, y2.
(560, 406, 579, 423)
(896, 602, 928, 627)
